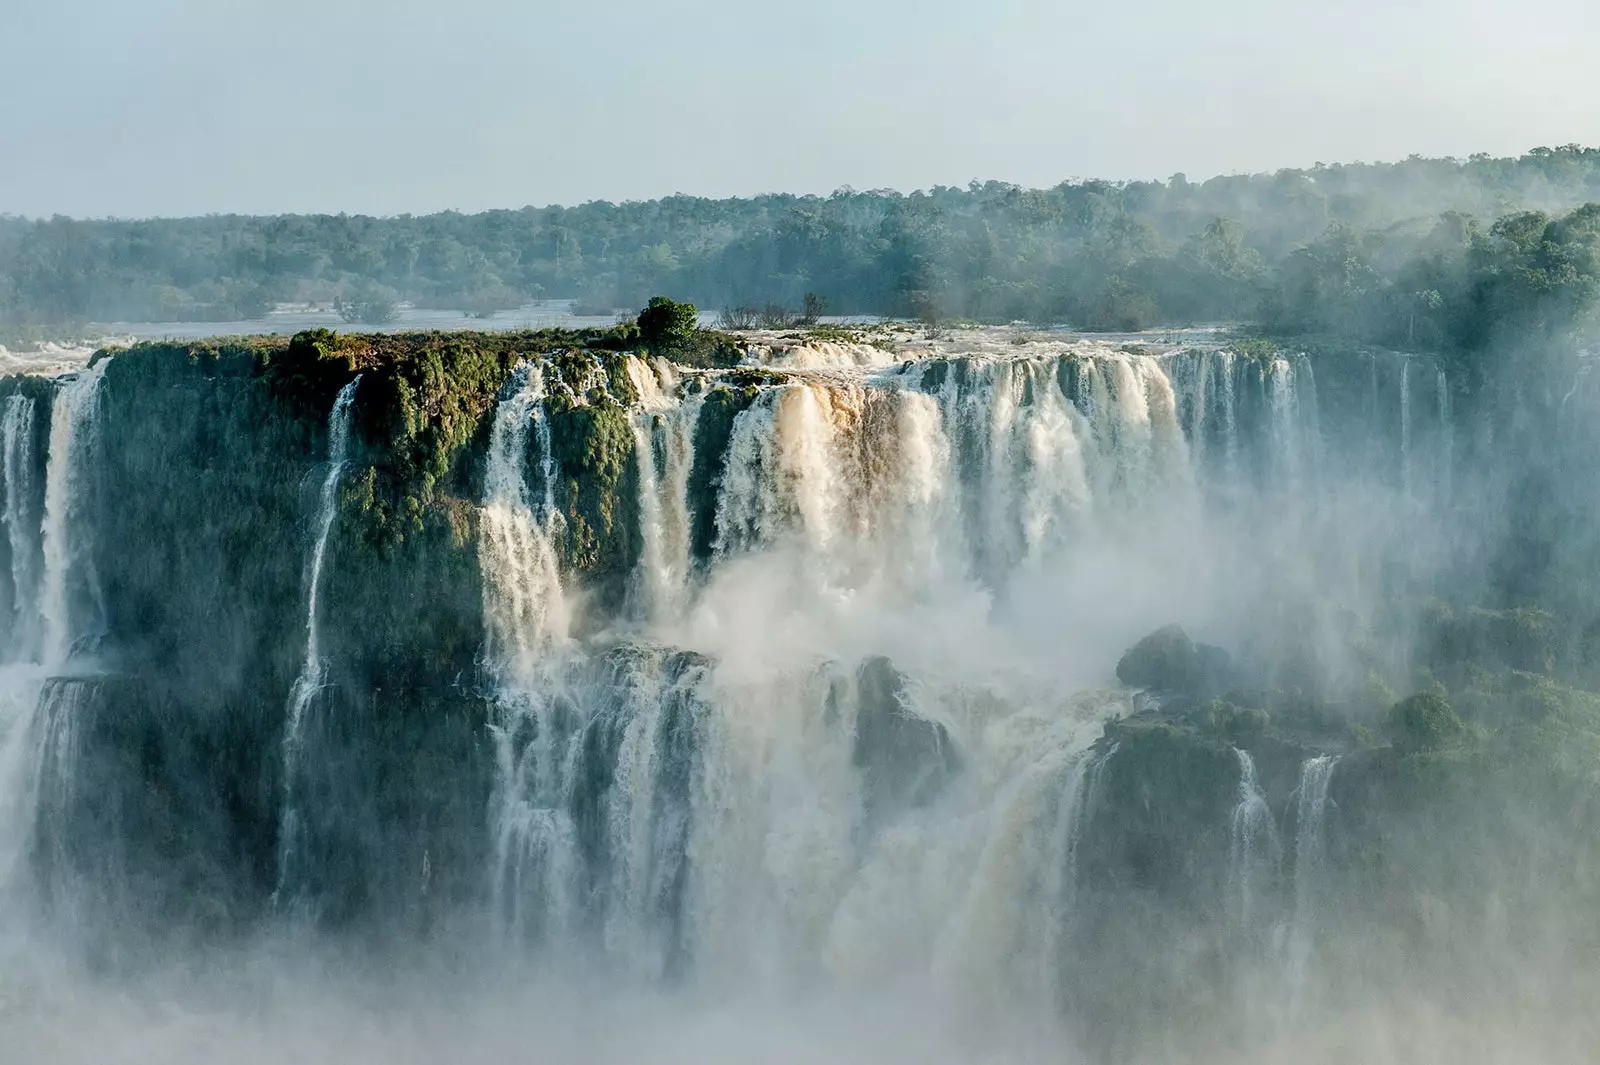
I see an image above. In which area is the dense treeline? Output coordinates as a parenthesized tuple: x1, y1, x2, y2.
(3, 147, 1600, 362)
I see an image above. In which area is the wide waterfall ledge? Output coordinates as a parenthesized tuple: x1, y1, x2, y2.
(0, 324, 1591, 1064)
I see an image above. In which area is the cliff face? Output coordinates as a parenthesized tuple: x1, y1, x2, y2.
(3, 326, 1597, 1055)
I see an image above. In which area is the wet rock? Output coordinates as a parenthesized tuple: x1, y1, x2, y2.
(847, 655, 959, 818)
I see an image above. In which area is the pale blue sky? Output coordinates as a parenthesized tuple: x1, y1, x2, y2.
(4, 0, 1598, 217)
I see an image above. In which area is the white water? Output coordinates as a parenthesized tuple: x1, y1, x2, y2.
(274, 376, 361, 909)
(1400, 358, 1413, 498)
(1229, 747, 1279, 927)
(1285, 754, 1339, 1014)
(38, 360, 111, 670)
(479, 363, 584, 945)
(1436, 366, 1453, 499)
(628, 357, 701, 624)
(473, 351, 1171, 999)
(480, 364, 570, 679)
(1, 395, 39, 660)
(1017, 740, 1117, 1009)
(463, 338, 1464, 1004)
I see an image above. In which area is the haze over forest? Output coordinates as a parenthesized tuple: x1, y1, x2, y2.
(6, 147, 1600, 374)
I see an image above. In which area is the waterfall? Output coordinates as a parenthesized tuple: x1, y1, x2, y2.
(1, 395, 39, 659)
(1228, 747, 1279, 927)
(274, 376, 361, 910)
(1285, 754, 1339, 1013)
(481, 363, 583, 948)
(1436, 366, 1453, 500)
(1294, 356, 1322, 488)
(1031, 740, 1117, 1003)
(38, 360, 110, 669)
(1399, 358, 1412, 497)
(479, 363, 569, 679)
(1268, 358, 1300, 494)
(713, 393, 780, 558)
(628, 358, 700, 625)
(1218, 352, 1240, 489)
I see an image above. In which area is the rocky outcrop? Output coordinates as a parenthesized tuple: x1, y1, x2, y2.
(1115, 624, 1235, 698)
(846, 655, 960, 820)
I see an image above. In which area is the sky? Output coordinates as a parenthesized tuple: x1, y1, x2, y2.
(3, 0, 1598, 218)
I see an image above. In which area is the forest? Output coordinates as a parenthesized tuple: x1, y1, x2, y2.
(3, 146, 1600, 374)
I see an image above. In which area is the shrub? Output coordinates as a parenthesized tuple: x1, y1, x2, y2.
(1390, 690, 1466, 751)
(636, 296, 699, 355)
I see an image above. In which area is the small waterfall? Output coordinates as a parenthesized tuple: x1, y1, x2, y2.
(915, 350, 1196, 586)
(628, 359, 700, 625)
(1435, 366, 1453, 500)
(1294, 356, 1322, 486)
(38, 359, 110, 669)
(1, 395, 40, 658)
(1228, 748, 1279, 927)
(1217, 352, 1240, 489)
(712, 392, 780, 558)
(21, 679, 92, 918)
(274, 376, 361, 910)
(1268, 358, 1300, 494)
(1031, 740, 1117, 1002)
(0, 673, 49, 903)
(1399, 359, 1412, 497)
(479, 364, 569, 680)
(1285, 754, 1339, 1013)
(481, 364, 583, 948)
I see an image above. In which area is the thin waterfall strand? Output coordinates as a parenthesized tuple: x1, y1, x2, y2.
(274, 376, 361, 909)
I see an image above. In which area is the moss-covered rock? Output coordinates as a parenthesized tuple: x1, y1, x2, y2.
(687, 383, 762, 561)
(547, 396, 640, 610)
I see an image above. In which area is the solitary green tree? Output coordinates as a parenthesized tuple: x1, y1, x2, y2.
(636, 296, 698, 355)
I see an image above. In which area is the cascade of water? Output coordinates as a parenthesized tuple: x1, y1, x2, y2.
(1, 395, 39, 659)
(1031, 740, 1117, 1003)
(1140, 356, 1194, 501)
(480, 364, 570, 679)
(1268, 358, 1300, 494)
(38, 359, 110, 670)
(882, 388, 958, 584)
(1435, 366, 1453, 501)
(0, 670, 53, 906)
(1103, 355, 1155, 504)
(1399, 358, 1413, 498)
(1295, 356, 1322, 488)
(713, 393, 780, 558)
(778, 383, 852, 556)
(627, 357, 700, 626)
(20, 679, 92, 918)
(1217, 352, 1240, 490)
(1017, 361, 1090, 566)
(481, 363, 589, 949)
(1229, 747, 1279, 927)
(1285, 754, 1339, 1013)
(274, 376, 361, 910)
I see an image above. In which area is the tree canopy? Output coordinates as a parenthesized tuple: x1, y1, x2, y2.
(5, 146, 1600, 368)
